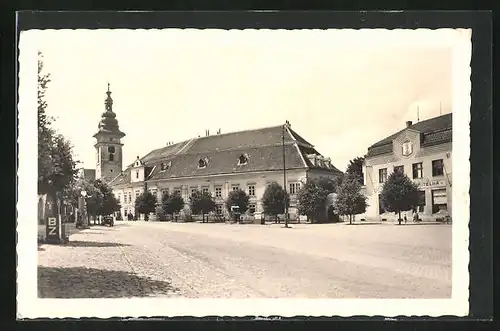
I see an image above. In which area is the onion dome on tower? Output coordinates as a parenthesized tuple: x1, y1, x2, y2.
(94, 83, 125, 138)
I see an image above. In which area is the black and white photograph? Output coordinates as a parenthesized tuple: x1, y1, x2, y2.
(17, 25, 471, 318)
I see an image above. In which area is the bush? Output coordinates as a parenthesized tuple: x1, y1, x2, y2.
(155, 205, 167, 221)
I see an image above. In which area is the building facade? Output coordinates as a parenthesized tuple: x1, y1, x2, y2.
(93, 87, 342, 220)
(362, 113, 452, 219)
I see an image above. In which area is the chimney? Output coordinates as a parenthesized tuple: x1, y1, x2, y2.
(406, 121, 412, 128)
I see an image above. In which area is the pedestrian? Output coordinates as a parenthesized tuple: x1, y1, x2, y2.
(404, 214, 407, 224)
(413, 209, 419, 223)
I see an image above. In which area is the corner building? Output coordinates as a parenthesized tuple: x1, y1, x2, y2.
(94, 87, 342, 220)
(362, 113, 452, 219)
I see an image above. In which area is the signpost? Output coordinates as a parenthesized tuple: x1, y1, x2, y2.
(45, 216, 62, 244)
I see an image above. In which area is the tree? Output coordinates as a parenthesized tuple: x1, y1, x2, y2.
(93, 179, 121, 217)
(225, 189, 249, 220)
(380, 171, 419, 224)
(37, 51, 78, 210)
(162, 191, 185, 220)
(335, 174, 368, 224)
(297, 177, 339, 223)
(346, 156, 365, 185)
(78, 179, 104, 222)
(190, 190, 216, 222)
(135, 191, 157, 221)
(261, 182, 289, 223)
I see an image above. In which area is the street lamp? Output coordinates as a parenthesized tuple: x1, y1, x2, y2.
(282, 123, 289, 228)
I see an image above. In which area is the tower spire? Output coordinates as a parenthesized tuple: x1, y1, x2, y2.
(105, 82, 113, 113)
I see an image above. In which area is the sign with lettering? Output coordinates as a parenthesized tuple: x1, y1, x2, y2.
(415, 178, 446, 188)
(401, 141, 413, 157)
(46, 216, 61, 244)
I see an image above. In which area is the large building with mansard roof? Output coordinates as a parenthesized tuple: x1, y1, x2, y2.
(89, 85, 342, 220)
(362, 113, 453, 220)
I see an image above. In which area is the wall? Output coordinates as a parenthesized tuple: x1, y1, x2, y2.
(95, 134, 123, 181)
(112, 169, 308, 219)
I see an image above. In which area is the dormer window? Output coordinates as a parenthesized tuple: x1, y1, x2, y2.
(238, 154, 248, 165)
(198, 158, 207, 169)
(160, 161, 171, 172)
(109, 154, 114, 161)
(108, 146, 115, 153)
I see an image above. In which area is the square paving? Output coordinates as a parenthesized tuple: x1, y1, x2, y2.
(38, 221, 452, 298)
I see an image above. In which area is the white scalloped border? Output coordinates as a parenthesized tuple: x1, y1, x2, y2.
(17, 28, 471, 319)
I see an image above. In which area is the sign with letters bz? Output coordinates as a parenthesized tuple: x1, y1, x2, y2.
(46, 216, 61, 244)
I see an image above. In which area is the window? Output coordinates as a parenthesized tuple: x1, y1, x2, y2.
(202, 187, 209, 194)
(135, 191, 140, 199)
(136, 171, 139, 179)
(215, 187, 222, 198)
(108, 146, 115, 153)
(215, 204, 223, 215)
(432, 189, 447, 213)
(152, 189, 157, 198)
(289, 183, 300, 195)
(109, 137, 113, 142)
(160, 161, 171, 171)
(232, 185, 240, 191)
(394, 165, 404, 174)
(248, 185, 255, 197)
(191, 187, 198, 195)
(238, 154, 248, 165)
(174, 188, 181, 195)
(128, 193, 132, 203)
(378, 168, 388, 183)
(412, 162, 423, 179)
(109, 154, 114, 161)
(117, 194, 121, 202)
(110, 169, 113, 172)
(162, 189, 169, 197)
(432, 159, 444, 177)
(248, 204, 256, 214)
(198, 158, 207, 168)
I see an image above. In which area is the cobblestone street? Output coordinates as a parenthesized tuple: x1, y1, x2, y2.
(38, 221, 452, 299)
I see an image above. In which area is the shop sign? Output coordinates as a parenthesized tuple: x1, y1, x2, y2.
(416, 178, 446, 188)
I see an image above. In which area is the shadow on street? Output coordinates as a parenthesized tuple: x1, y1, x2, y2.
(38, 266, 180, 298)
(63, 240, 131, 248)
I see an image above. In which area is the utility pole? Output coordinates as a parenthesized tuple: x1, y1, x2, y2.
(283, 123, 289, 228)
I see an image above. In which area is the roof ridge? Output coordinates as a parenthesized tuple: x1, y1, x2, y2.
(194, 123, 285, 140)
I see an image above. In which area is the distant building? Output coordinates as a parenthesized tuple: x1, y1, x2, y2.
(362, 113, 452, 219)
(89, 85, 342, 220)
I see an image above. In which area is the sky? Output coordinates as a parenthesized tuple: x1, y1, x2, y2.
(35, 28, 459, 172)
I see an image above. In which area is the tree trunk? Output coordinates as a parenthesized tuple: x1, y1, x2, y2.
(349, 214, 352, 225)
(145, 213, 149, 221)
(398, 211, 401, 225)
(202, 212, 205, 223)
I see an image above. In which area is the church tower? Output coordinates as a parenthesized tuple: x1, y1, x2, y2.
(93, 83, 126, 182)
